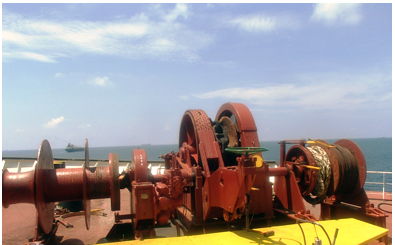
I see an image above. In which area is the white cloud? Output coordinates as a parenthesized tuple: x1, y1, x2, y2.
(3, 51, 56, 63)
(229, 15, 276, 32)
(44, 116, 65, 128)
(226, 13, 300, 33)
(311, 3, 362, 25)
(149, 3, 189, 22)
(55, 73, 64, 77)
(194, 72, 391, 111)
(164, 3, 189, 22)
(78, 123, 91, 129)
(2, 30, 31, 45)
(2, 4, 212, 63)
(179, 95, 188, 100)
(90, 76, 114, 87)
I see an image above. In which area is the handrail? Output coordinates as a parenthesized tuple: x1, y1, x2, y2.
(365, 171, 392, 200)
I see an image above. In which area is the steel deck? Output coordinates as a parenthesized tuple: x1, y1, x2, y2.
(106, 218, 387, 245)
(2, 189, 391, 245)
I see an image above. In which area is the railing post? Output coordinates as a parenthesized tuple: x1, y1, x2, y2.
(365, 171, 392, 200)
(382, 173, 385, 200)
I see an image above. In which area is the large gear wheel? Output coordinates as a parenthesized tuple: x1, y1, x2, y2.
(179, 109, 218, 170)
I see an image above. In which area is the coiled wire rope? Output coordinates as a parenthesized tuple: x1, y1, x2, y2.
(304, 143, 361, 205)
(332, 145, 360, 194)
(304, 146, 331, 205)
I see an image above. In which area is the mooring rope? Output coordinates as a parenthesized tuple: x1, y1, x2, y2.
(305, 146, 331, 205)
(304, 143, 360, 204)
(332, 145, 360, 194)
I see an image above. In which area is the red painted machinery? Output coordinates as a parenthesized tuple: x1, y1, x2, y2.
(2, 102, 388, 244)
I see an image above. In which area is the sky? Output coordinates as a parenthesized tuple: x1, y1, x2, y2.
(2, 3, 392, 151)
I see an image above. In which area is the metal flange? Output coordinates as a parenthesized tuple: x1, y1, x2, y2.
(35, 139, 55, 234)
(285, 145, 318, 197)
(109, 153, 120, 211)
(83, 138, 91, 230)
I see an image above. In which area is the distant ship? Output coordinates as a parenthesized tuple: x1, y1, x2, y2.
(65, 143, 84, 152)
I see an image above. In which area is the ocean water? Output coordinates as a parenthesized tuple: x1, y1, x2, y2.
(2, 138, 392, 192)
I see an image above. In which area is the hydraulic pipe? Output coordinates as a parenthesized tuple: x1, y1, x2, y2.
(268, 166, 289, 177)
(252, 165, 289, 177)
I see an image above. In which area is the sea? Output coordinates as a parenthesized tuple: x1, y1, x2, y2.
(2, 138, 392, 192)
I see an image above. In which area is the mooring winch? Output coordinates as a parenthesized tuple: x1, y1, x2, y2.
(2, 102, 388, 244)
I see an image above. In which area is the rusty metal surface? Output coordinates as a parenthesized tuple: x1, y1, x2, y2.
(334, 139, 367, 193)
(216, 102, 260, 148)
(284, 144, 318, 196)
(133, 149, 149, 182)
(45, 168, 84, 202)
(179, 108, 254, 223)
(2, 189, 390, 245)
(2, 144, 119, 241)
(179, 109, 223, 176)
(274, 172, 308, 213)
(215, 103, 274, 218)
(2, 103, 389, 244)
(132, 183, 155, 235)
(2, 190, 131, 244)
(2, 169, 35, 207)
(179, 110, 209, 166)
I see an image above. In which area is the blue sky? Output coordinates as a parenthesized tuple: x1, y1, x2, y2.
(2, 3, 392, 150)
